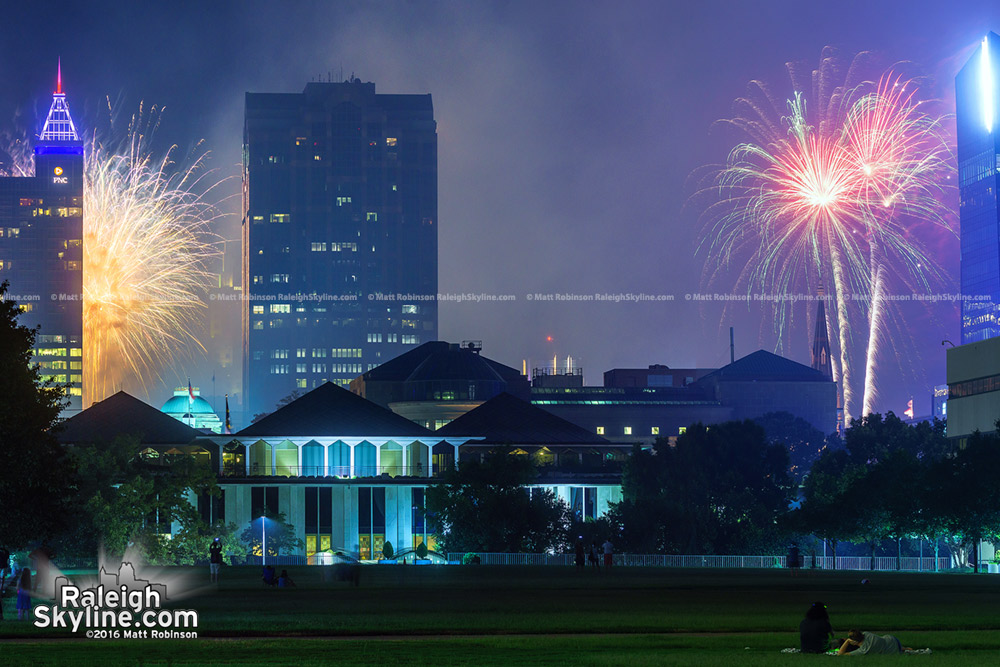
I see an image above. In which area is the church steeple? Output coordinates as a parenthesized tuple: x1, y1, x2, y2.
(812, 286, 832, 380)
(39, 59, 79, 143)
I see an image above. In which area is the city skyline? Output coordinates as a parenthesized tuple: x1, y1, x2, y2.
(2, 1, 998, 419)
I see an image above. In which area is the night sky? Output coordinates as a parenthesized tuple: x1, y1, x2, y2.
(3, 0, 998, 417)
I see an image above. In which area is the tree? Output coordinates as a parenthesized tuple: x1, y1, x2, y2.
(612, 421, 792, 554)
(929, 429, 1000, 572)
(382, 541, 394, 560)
(754, 411, 830, 481)
(426, 447, 570, 553)
(0, 281, 76, 548)
(796, 412, 952, 569)
(792, 449, 861, 566)
(60, 435, 220, 558)
(241, 511, 304, 557)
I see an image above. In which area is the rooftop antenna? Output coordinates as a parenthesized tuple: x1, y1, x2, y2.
(57, 57, 62, 94)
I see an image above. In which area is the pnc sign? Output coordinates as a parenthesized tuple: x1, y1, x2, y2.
(53, 166, 68, 184)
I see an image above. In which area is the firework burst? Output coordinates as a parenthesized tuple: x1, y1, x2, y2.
(83, 107, 222, 406)
(700, 50, 954, 423)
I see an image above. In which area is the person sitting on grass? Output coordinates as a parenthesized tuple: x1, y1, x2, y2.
(837, 629, 912, 655)
(277, 569, 296, 587)
(262, 564, 276, 586)
(799, 602, 834, 654)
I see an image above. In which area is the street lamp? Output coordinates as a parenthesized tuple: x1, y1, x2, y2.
(261, 515, 267, 566)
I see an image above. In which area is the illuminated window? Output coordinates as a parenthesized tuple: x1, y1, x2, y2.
(596, 426, 605, 435)
(313, 154, 322, 161)
(19, 304, 32, 313)
(402, 304, 418, 314)
(296, 364, 307, 373)
(37, 348, 68, 357)
(651, 427, 660, 435)
(401, 334, 418, 344)
(295, 137, 306, 146)
(252, 305, 264, 314)
(311, 348, 328, 358)
(312, 364, 326, 373)
(0, 261, 7, 271)
(366, 212, 378, 222)
(311, 242, 327, 251)
(270, 365, 289, 374)
(68, 387, 82, 396)
(253, 320, 263, 330)
(69, 374, 82, 383)
(270, 213, 290, 224)
(7, 228, 19, 238)
(270, 304, 291, 314)
(270, 349, 289, 359)
(70, 361, 82, 370)
(269, 274, 289, 283)
(269, 319, 283, 328)
(624, 426, 633, 435)
(252, 215, 264, 224)
(679, 427, 687, 435)
(65, 261, 81, 271)
(386, 137, 397, 146)
(336, 196, 352, 206)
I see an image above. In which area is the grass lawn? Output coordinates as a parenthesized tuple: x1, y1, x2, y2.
(2, 565, 1000, 664)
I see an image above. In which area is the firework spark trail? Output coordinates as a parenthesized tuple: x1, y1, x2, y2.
(83, 109, 222, 405)
(701, 53, 954, 422)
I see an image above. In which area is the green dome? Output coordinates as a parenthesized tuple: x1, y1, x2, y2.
(161, 395, 217, 415)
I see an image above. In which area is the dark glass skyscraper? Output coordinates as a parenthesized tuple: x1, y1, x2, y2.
(957, 32, 1000, 343)
(0, 68, 84, 413)
(243, 78, 438, 419)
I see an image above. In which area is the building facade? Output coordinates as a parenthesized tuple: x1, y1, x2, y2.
(60, 383, 623, 560)
(957, 33, 1000, 343)
(0, 68, 84, 412)
(243, 77, 438, 419)
(946, 336, 1000, 443)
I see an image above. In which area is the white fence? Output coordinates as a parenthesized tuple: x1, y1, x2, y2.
(444, 553, 956, 571)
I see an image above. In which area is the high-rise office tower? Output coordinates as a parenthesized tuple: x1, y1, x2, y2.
(0, 65, 84, 413)
(957, 33, 1000, 343)
(243, 77, 438, 419)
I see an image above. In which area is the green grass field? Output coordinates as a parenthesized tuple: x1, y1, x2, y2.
(2, 565, 1000, 664)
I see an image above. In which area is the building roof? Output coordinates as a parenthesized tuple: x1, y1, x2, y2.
(361, 341, 523, 383)
(161, 395, 218, 416)
(698, 350, 830, 383)
(236, 381, 434, 438)
(57, 391, 203, 445)
(437, 392, 610, 445)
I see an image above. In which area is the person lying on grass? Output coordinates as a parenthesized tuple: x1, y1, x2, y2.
(837, 630, 912, 655)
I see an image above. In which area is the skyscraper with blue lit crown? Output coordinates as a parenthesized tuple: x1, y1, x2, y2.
(0, 64, 84, 412)
(957, 33, 1000, 343)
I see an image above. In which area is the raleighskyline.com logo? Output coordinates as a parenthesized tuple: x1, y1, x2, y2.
(33, 562, 198, 639)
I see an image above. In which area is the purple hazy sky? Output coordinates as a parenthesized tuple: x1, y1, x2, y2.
(2, 0, 997, 416)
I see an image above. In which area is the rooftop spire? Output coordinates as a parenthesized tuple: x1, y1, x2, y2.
(39, 59, 79, 143)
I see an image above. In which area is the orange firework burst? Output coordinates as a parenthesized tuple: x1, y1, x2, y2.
(83, 107, 223, 406)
